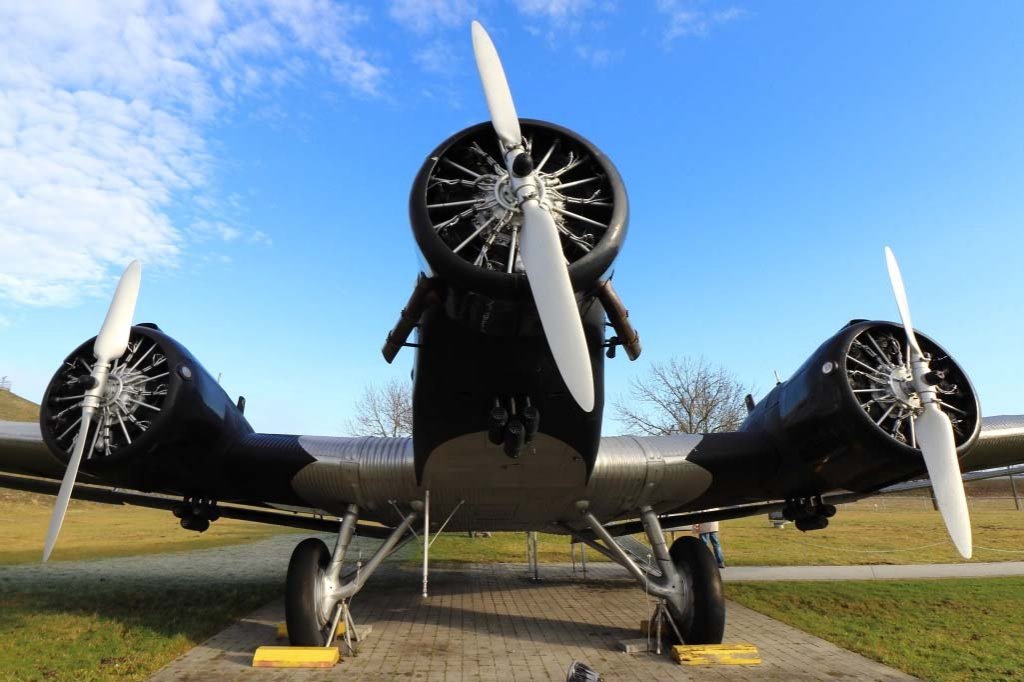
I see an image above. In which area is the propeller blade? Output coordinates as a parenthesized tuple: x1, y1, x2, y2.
(883, 246, 923, 359)
(42, 411, 95, 561)
(43, 260, 141, 561)
(94, 260, 142, 362)
(471, 21, 522, 149)
(519, 201, 595, 412)
(916, 402, 972, 558)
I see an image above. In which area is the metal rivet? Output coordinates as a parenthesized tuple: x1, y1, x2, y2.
(178, 365, 193, 380)
(822, 361, 834, 375)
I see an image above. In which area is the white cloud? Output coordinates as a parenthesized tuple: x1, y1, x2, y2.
(248, 230, 273, 246)
(656, 0, 746, 43)
(575, 45, 621, 67)
(191, 219, 243, 242)
(414, 41, 459, 74)
(0, 1, 383, 307)
(518, 0, 592, 21)
(388, 0, 480, 33)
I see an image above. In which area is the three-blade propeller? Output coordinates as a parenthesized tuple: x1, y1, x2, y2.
(883, 246, 972, 558)
(470, 21, 595, 412)
(42, 260, 141, 562)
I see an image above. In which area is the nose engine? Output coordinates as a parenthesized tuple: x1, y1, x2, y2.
(410, 119, 628, 301)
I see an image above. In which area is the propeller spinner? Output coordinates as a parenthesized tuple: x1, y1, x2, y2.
(42, 260, 142, 561)
(470, 21, 595, 412)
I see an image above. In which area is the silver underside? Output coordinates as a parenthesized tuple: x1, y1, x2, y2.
(288, 431, 712, 532)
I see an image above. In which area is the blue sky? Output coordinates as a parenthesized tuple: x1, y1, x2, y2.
(1, 1, 1022, 436)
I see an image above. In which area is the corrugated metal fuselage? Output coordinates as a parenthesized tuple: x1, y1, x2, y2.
(288, 432, 713, 532)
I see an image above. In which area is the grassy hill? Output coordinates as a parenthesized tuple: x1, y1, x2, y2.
(0, 389, 39, 422)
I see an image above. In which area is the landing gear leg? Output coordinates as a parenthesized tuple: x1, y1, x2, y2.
(284, 501, 420, 647)
(568, 504, 725, 647)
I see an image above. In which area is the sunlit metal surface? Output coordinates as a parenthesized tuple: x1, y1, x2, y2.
(288, 431, 710, 530)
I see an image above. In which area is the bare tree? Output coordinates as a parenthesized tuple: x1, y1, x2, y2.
(347, 379, 413, 437)
(615, 356, 748, 435)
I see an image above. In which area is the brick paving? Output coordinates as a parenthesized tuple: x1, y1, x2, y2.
(151, 561, 918, 682)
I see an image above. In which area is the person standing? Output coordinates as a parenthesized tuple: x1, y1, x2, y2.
(693, 521, 726, 568)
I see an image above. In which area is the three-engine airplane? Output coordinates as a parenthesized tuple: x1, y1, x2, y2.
(2, 22, 1024, 649)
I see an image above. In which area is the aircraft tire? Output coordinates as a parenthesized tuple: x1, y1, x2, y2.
(669, 536, 726, 644)
(285, 537, 331, 646)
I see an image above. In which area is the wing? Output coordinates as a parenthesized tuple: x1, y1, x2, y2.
(587, 415, 1024, 537)
(0, 419, 412, 536)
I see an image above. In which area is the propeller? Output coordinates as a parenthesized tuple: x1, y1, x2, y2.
(42, 260, 141, 562)
(883, 246, 971, 558)
(470, 21, 595, 412)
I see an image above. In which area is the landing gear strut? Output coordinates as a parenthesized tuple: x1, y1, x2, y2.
(284, 502, 420, 647)
(567, 504, 725, 647)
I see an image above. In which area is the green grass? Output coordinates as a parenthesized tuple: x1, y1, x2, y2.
(0, 490, 293, 565)
(0, 577, 280, 681)
(0, 390, 39, 422)
(415, 504, 1024, 566)
(729, 578, 1024, 682)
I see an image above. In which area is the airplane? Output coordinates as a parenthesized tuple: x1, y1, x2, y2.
(2, 21, 1023, 651)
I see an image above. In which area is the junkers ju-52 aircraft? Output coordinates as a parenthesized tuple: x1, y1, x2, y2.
(2, 22, 1023, 649)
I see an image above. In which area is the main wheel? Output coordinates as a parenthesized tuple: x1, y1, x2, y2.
(285, 538, 332, 646)
(669, 536, 725, 644)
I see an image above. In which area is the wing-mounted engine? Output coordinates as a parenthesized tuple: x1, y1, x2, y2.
(744, 320, 981, 496)
(39, 324, 252, 493)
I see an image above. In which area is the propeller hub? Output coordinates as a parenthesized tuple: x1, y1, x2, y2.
(886, 365, 921, 411)
(101, 373, 125, 406)
(511, 151, 534, 178)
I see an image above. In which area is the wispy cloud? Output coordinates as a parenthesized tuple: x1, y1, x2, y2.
(518, 0, 593, 21)
(414, 40, 460, 75)
(575, 45, 622, 67)
(0, 1, 382, 307)
(656, 0, 746, 43)
(388, 0, 614, 46)
(388, 0, 480, 34)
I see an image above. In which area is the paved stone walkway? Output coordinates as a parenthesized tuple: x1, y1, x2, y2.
(150, 560, 917, 682)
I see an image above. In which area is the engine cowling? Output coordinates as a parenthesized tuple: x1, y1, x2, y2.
(410, 119, 628, 306)
(39, 324, 252, 494)
(743, 320, 981, 496)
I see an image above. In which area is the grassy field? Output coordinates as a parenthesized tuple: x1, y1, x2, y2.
(729, 578, 1024, 682)
(0, 572, 281, 681)
(0, 489, 293, 565)
(416, 503, 1024, 566)
(0, 389, 39, 421)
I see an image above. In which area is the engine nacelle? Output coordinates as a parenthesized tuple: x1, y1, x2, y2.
(409, 119, 628, 334)
(39, 325, 252, 495)
(743, 320, 981, 497)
